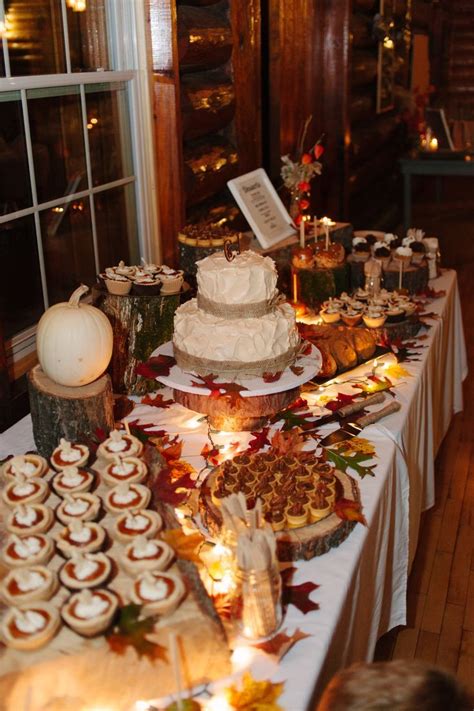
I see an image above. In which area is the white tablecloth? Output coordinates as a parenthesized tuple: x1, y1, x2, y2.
(0, 269, 467, 710)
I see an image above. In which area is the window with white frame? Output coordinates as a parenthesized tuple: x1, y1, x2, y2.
(0, 0, 158, 363)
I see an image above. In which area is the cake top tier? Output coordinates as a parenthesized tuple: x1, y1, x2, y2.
(196, 250, 277, 305)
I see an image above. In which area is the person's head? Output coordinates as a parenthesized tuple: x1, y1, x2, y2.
(316, 660, 471, 711)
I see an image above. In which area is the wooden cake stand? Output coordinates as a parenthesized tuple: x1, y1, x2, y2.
(153, 341, 322, 431)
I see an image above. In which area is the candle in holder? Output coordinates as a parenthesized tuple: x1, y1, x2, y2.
(429, 137, 438, 152)
(313, 216, 318, 238)
(321, 217, 335, 250)
(299, 219, 305, 249)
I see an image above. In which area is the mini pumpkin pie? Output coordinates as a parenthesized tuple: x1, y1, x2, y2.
(52, 466, 94, 496)
(2, 534, 54, 568)
(2, 454, 48, 480)
(51, 439, 89, 470)
(61, 588, 118, 637)
(1, 566, 58, 605)
(130, 570, 185, 615)
(97, 429, 143, 460)
(6, 503, 54, 535)
(56, 493, 101, 525)
(101, 456, 147, 487)
(59, 551, 112, 590)
(104, 483, 150, 515)
(120, 536, 174, 575)
(1, 602, 61, 650)
(2, 474, 49, 507)
(112, 509, 163, 542)
(56, 521, 106, 556)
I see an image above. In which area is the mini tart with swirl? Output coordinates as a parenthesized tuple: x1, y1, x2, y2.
(6, 503, 54, 535)
(2, 454, 48, 480)
(104, 483, 151, 515)
(56, 493, 101, 525)
(101, 456, 147, 487)
(61, 588, 118, 637)
(52, 466, 94, 496)
(130, 570, 185, 615)
(51, 438, 89, 471)
(120, 536, 174, 575)
(1, 565, 58, 605)
(2, 534, 54, 568)
(2, 474, 49, 507)
(56, 521, 106, 556)
(1, 602, 61, 650)
(59, 551, 112, 590)
(97, 430, 143, 460)
(112, 509, 163, 543)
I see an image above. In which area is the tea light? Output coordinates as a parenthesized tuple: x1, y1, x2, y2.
(204, 695, 232, 711)
(429, 137, 438, 152)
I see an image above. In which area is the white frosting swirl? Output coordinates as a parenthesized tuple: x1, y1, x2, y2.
(71, 555, 99, 581)
(139, 574, 168, 601)
(59, 467, 84, 487)
(11, 478, 36, 497)
(11, 460, 37, 477)
(15, 610, 47, 633)
(14, 506, 37, 526)
(124, 513, 149, 531)
(12, 535, 42, 558)
(16, 569, 45, 592)
(112, 484, 137, 505)
(196, 251, 277, 305)
(352, 236, 368, 247)
(131, 537, 159, 559)
(69, 521, 92, 543)
(111, 461, 135, 477)
(395, 246, 413, 258)
(64, 497, 89, 516)
(106, 431, 128, 452)
(74, 590, 109, 619)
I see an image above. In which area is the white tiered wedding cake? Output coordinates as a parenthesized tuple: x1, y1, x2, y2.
(173, 250, 300, 378)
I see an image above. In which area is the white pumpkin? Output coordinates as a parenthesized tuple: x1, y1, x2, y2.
(36, 284, 113, 387)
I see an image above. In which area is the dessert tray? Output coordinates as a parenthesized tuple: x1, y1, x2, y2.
(0, 442, 230, 710)
(199, 451, 361, 561)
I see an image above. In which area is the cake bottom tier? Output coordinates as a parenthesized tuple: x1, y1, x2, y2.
(173, 299, 300, 377)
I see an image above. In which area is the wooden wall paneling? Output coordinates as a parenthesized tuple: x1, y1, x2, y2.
(149, 0, 184, 266)
(352, 50, 379, 86)
(181, 71, 236, 140)
(229, 0, 262, 174)
(177, 6, 233, 71)
(183, 136, 239, 205)
(352, 12, 377, 50)
(321, 0, 352, 219)
(351, 114, 400, 166)
(0, 321, 10, 432)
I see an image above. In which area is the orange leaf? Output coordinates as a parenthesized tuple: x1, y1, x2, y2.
(225, 672, 285, 710)
(161, 529, 205, 565)
(255, 627, 311, 660)
(270, 428, 304, 455)
(334, 498, 367, 525)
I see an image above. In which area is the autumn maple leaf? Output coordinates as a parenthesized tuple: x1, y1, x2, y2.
(106, 604, 168, 662)
(262, 371, 283, 383)
(271, 428, 305, 455)
(280, 567, 320, 614)
(161, 529, 204, 565)
(225, 672, 285, 709)
(334, 498, 367, 525)
(201, 442, 221, 467)
(135, 354, 176, 380)
(246, 428, 271, 454)
(254, 628, 311, 661)
(141, 392, 175, 409)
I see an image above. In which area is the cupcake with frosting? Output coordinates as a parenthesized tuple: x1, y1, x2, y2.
(352, 237, 370, 262)
(373, 243, 391, 269)
(393, 245, 413, 267)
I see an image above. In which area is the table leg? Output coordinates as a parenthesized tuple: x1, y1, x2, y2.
(403, 173, 411, 231)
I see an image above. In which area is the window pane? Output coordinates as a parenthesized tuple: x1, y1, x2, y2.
(6, 1, 66, 76)
(86, 83, 133, 186)
(27, 87, 86, 204)
(0, 38, 5, 77)
(94, 183, 139, 270)
(0, 91, 32, 212)
(0, 215, 44, 339)
(67, 0, 109, 72)
(40, 198, 96, 305)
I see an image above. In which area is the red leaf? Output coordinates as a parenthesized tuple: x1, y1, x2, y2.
(262, 371, 283, 383)
(290, 365, 304, 376)
(254, 628, 311, 660)
(141, 393, 175, 409)
(325, 392, 357, 412)
(281, 568, 320, 614)
(201, 442, 220, 467)
(113, 396, 136, 421)
(126, 419, 162, 443)
(136, 354, 176, 380)
(153, 465, 195, 506)
(334, 498, 367, 525)
(299, 341, 312, 356)
(246, 427, 271, 454)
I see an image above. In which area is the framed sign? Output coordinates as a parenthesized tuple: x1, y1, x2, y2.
(227, 168, 296, 249)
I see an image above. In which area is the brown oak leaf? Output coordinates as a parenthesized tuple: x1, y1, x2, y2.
(153, 464, 195, 506)
(254, 628, 311, 660)
(290, 365, 305, 376)
(246, 427, 271, 454)
(280, 568, 320, 614)
(262, 371, 283, 383)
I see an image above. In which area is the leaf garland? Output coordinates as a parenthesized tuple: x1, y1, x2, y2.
(106, 604, 168, 662)
(224, 672, 285, 710)
(135, 354, 176, 380)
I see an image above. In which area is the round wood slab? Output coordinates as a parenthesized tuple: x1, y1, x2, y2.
(199, 467, 360, 561)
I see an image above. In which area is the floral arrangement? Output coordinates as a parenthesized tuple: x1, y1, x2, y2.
(280, 116, 324, 226)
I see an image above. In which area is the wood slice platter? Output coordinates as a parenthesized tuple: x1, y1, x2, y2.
(174, 386, 300, 431)
(0, 448, 230, 711)
(199, 466, 360, 562)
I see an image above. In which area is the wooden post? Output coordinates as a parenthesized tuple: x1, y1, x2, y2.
(28, 366, 114, 457)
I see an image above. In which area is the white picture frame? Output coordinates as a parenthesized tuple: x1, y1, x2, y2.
(227, 168, 296, 249)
